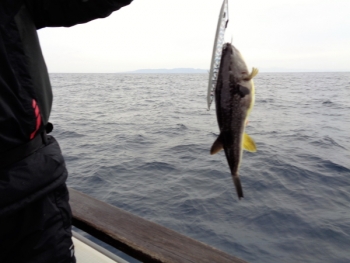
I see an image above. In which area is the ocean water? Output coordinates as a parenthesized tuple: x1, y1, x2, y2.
(49, 73, 350, 263)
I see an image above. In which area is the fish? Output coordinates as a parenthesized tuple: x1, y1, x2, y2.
(210, 43, 258, 199)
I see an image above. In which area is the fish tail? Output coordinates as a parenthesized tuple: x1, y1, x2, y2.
(233, 174, 244, 200)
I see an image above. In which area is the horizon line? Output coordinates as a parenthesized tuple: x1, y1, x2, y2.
(48, 71, 350, 74)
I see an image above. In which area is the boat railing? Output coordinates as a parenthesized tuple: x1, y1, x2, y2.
(69, 188, 248, 263)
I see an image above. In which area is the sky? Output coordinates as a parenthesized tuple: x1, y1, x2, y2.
(37, 0, 350, 73)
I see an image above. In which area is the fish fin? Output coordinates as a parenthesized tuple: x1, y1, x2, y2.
(238, 85, 250, 98)
(250, 67, 259, 78)
(233, 175, 244, 199)
(210, 134, 224, 155)
(243, 133, 257, 152)
(244, 67, 259, 81)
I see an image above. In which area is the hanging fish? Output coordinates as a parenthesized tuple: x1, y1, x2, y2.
(210, 43, 258, 199)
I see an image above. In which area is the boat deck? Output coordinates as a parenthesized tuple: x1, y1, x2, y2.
(73, 232, 129, 263)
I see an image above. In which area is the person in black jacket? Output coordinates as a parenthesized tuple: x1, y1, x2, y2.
(0, 1, 133, 262)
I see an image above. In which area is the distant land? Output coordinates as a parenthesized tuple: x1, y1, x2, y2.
(116, 68, 349, 74)
(121, 68, 208, 74)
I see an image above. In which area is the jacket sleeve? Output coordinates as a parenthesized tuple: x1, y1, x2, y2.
(24, 0, 133, 29)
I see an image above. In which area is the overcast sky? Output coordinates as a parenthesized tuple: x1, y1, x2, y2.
(37, 0, 350, 73)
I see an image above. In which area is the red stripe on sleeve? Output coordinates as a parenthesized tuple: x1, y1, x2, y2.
(30, 99, 42, 140)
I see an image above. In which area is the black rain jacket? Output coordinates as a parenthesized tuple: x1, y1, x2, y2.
(0, 0, 132, 216)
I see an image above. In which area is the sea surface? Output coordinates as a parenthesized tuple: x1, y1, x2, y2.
(49, 73, 350, 263)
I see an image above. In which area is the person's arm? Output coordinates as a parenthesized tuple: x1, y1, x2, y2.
(24, 0, 133, 29)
